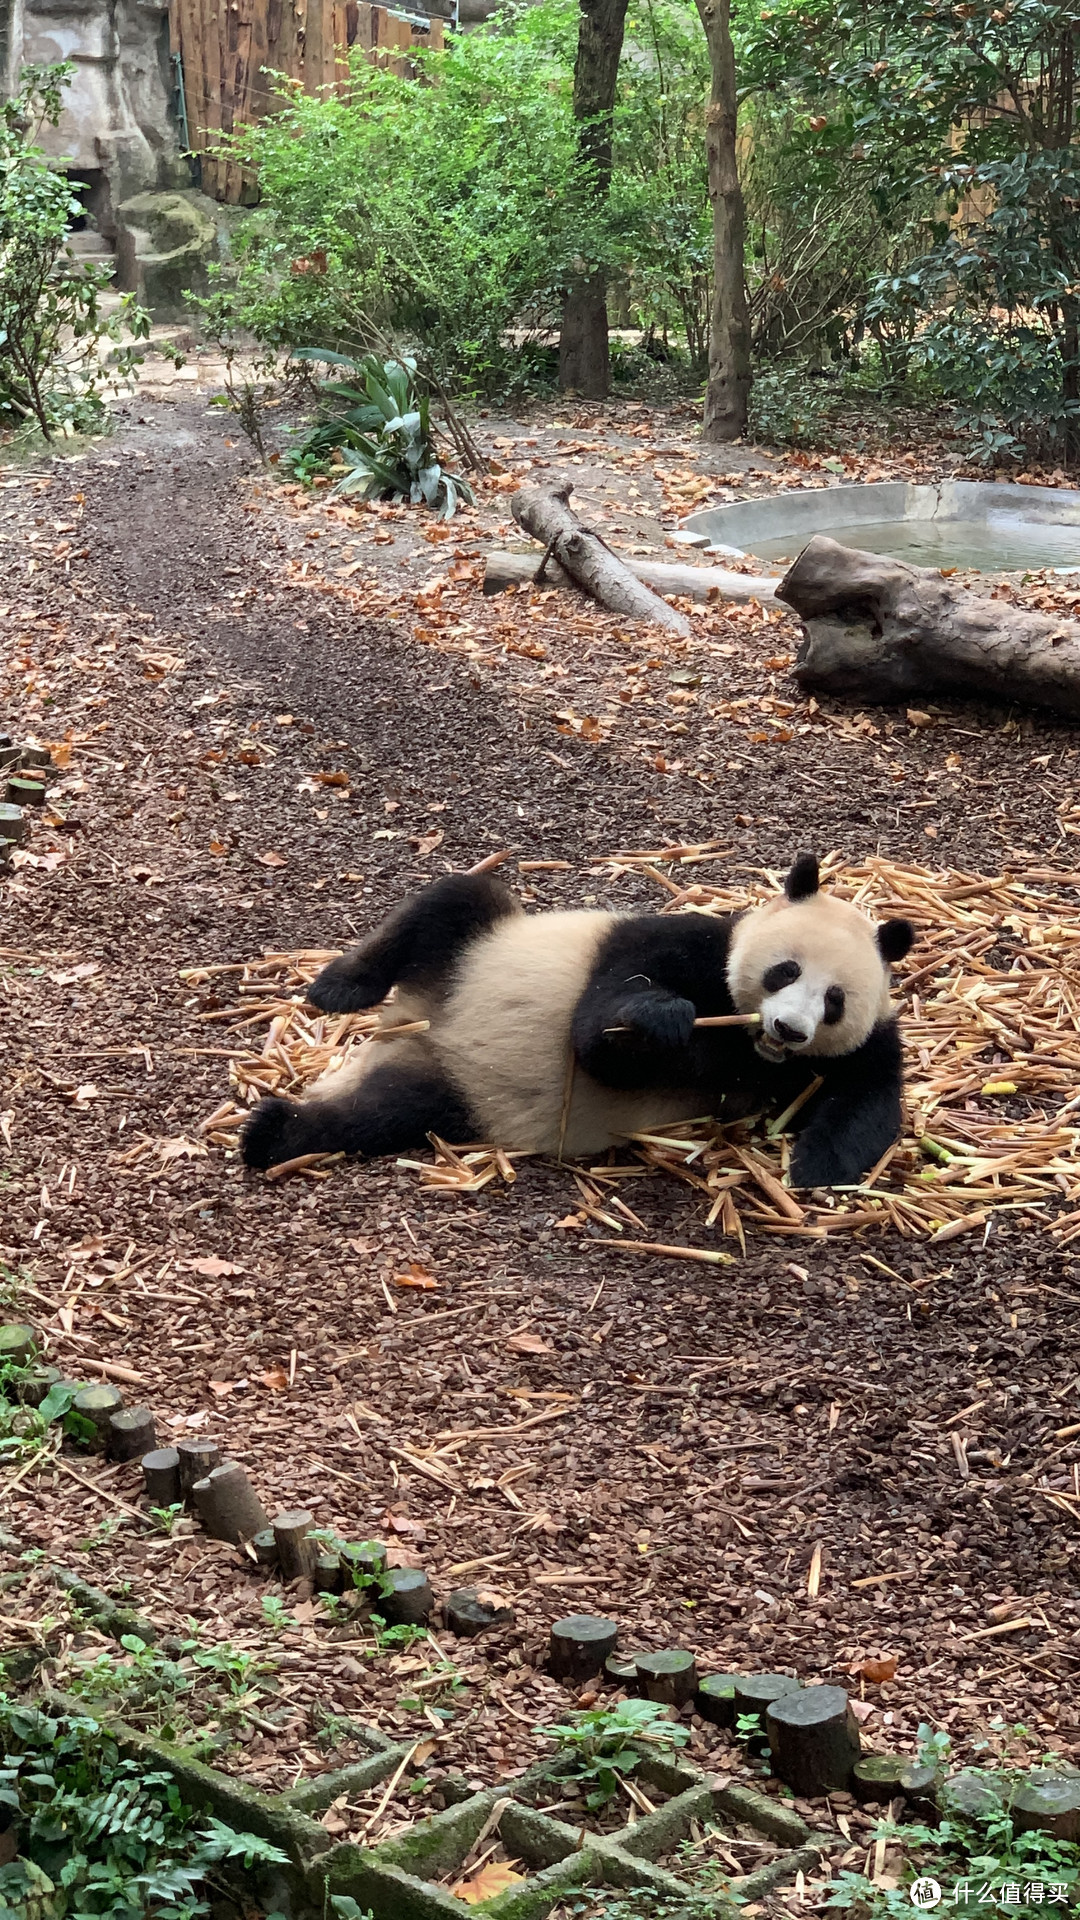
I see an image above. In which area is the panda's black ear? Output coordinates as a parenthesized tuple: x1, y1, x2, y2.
(878, 918, 915, 965)
(784, 852, 819, 901)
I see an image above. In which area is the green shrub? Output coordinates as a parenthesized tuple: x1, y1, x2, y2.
(0, 63, 149, 441)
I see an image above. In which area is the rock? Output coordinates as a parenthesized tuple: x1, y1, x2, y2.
(938, 1770, 1006, 1823)
(115, 192, 220, 320)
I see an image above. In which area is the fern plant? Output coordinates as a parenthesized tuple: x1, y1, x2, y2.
(289, 350, 475, 517)
(0, 1700, 288, 1918)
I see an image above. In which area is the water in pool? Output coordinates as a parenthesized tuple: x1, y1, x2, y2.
(747, 516, 1080, 572)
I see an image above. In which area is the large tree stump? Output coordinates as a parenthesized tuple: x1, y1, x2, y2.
(484, 548, 778, 606)
(778, 534, 1080, 716)
(511, 485, 692, 636)
(765, 1684, 861, 1794)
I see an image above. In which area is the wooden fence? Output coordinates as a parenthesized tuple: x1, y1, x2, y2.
(169, 0, 444, 203)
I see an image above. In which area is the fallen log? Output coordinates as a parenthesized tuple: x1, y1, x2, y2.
(484, 546, 778, 605)
(779, 534, 1080, 715)
(510, 484, 692, 636)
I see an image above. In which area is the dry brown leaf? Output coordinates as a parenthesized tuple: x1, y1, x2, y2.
(853, 1653, 900, 1684)
(256, 850, 288, 868)
(382, 1511, 427, 1537)
(49, 961, 100, 985)
(158, 1136, 209, 1163)
(208, 1379, 236, 1399)
(315, 770, 350, 788)
(393, 1262, 438, 1291)
(186, 1256, 244, 1278)
(260, 1367, 289, 1392)
(410, 828, 444, 856)
(453, 1862, 524, 1904)
(505, 1330, 554, 1356)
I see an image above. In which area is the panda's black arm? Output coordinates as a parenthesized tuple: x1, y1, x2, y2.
(571, 914, 736, 1090)
(788, 1019, 905, 1188)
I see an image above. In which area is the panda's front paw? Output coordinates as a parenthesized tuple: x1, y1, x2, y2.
(241, 1097, 312, 1170)
(616, 989, 697, 1051)
(307, 954, 383, 1013)
(788, 1136, 851, 1189)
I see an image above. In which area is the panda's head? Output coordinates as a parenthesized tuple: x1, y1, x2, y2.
(726, 852, 915, 1062)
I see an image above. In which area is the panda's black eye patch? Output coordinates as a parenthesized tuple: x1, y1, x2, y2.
(823, 985, 846, 1025)
(763, 960, 801, 992)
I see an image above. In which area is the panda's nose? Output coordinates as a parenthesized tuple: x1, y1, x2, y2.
(775, 1018, 808, 1045)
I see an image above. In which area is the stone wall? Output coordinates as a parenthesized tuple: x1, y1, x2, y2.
(2, 0, 185, 224)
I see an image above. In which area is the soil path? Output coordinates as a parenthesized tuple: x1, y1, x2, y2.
(2, 401, 1079, 1816)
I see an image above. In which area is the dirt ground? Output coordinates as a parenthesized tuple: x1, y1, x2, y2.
(3, 390, 1080, 1879)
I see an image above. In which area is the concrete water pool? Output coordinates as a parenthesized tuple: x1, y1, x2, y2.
(684, 479, 1080, 572)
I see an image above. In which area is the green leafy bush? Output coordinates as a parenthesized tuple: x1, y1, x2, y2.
(0, 1701, 287, 1918)
(0, 64, 149, 441)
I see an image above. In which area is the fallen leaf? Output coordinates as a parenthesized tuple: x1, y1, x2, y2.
(260, 1367, 289, 1391)
(858, 1654, 900, 1684)
(185, 1256, 244, 1277)
(256, 850, 288, 868)
(906, 709, 934, 728)
(382, 1511, 427, 1538)
(393, 1262, 438, 1291)
(410, 828, 444, 857)
(291, 1598, 318, 1624)
(505, 1330, 554, 1356)
(314, 770, 350, 788)
(70, 1084, 99, 1107)
(158, 1136, 209, 1163)
(48, 961, 100, 986)
(208, 1379, 236, 1399)
(453, 1862, 524, 1904)
(849, 1698, 877, 1723)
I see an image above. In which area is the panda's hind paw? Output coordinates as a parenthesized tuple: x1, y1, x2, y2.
(306, 956, 385, 1014)
(241, 1097, 309, 1171)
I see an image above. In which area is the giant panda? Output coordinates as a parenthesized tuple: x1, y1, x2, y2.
(241, 853, 915, 1188)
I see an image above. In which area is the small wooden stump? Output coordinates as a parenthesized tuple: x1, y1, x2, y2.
(1012, 1771, 1080, 1842)
(381, 1568, 434, 1626)
(141, 1447, 182, 1506)
(177, 1439, 223, 1501)
(0, 804, 27, 848)
(938, 1770, 1006, 1823)
(636, 1650, 698, 1708)
(6, 777, 45, 808)
(733, 1673, 801, 1749)
(605, 1652, 641, 1688)
(898, 1761, 940, 1819)
(315, 1553, 344, 1594)
(192, 1463, 271, 1546)
(16, 1365, 62, 1408)
(766, 1685, 861, 1795)
(0, 1325, 37, 1368)
(20, 746, 52, 770)
(72, 1384, 124, 1451)
(549, 1614, 618, 1684)
(108, 1408, 157, 1463)
(340, 1541, 388, 1587)
(253, 1527, 279, 1569)
(695, 1672, 740, 1727)
(853, 1754, 908, 1803)
(446, 1586, 515, 1637)
(272, 1510, 317, 1583)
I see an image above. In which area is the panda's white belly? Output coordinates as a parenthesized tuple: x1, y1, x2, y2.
(429, 910, 708, 1156)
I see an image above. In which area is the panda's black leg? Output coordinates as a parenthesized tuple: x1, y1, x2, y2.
(307, 873, 519, 1014)
(241, 1061, 474, 1171)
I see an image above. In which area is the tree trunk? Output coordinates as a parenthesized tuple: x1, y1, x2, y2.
(559, 0, 630, 398)
(693, 0, 751, 440)
(779, 535, 1080, 715)
(483, 546, 778, 604)
(512, 484, 692, 634)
